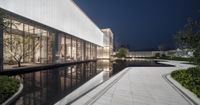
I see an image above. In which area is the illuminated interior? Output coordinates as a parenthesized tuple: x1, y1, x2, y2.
(3, 17, 99, 66)
(98, 29, 113, 59)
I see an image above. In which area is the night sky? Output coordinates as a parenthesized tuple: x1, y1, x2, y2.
(74, 0, 200, 51)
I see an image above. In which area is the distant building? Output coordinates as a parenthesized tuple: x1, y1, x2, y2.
(127, 51, 171, 57)
(175, 48, 193, 58)
(127, 51, 158, 57)
(126, 49, 194, 58)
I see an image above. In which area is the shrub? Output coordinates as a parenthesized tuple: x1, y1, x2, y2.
(115, 48, 129, 58)
(0, 76, 20, 104)
(161, 54, 166, 58)
(8, 60, 15, 65)
(155, 53, 160, 58)
(171, 67, 200, 98)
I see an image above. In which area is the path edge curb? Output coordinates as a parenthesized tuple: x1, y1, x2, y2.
(163, 74, 200, 105)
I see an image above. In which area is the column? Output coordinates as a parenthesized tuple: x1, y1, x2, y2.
(52, 32, 59, 63)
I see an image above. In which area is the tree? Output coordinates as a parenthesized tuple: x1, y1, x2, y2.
(115, 48, 129, 58)
(0, 10, 4, 71)
(155, 53, 160, 58)
(175, 18, 200, 49)
(3, 35, 39, 67)
(0, 10, 39, 67)
(175, 18, 200, 64)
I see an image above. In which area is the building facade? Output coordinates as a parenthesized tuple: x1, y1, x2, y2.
(127, 51, 167, 58)
(175, 48, 193, 58)
(97, 28, 113, 60)
(0, 0, 107, 71)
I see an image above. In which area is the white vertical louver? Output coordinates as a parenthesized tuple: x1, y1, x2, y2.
(0, 0, 104, 46)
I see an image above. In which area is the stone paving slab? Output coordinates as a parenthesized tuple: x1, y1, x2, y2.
(71, 61, 196, 105)
(71, 67, 131, 105)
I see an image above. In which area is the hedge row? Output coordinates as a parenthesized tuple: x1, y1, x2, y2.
(0, 76, 20, 104)
(171, 67, 200, 98)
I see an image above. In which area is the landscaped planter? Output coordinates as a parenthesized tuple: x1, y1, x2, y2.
(171, 67, 200, 98)
(165, 67, 200, 105)
(0, 76, 23, 105)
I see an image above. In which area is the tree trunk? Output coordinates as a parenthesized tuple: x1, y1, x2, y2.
(0, 16, 3, 71)
(17, 61, 21, 67)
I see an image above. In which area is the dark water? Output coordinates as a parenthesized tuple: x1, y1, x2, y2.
(112, 59, 174, 75)
(12, 61, 107, 105)
(11, 59, 173, 105)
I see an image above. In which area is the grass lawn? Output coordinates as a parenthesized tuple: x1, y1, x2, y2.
(0, 76, 20, 104)
(171, 67, 200, 98)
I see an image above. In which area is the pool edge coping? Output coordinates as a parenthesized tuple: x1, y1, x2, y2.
(70, 67, 130, 105)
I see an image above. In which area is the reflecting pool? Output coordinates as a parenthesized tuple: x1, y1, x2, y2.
(9, 59, 172, 105)
(12, 61, 107, 105)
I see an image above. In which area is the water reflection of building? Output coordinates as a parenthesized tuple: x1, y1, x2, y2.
(97, 28, 114, 60)
(0, 0, 114, 70)
(15, 62, 99, 105)
(97, 60, 113, 74)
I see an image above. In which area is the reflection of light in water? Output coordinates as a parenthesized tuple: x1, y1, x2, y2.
(72, 68, 75, 72)
(72, 47, 76, 50)
(102, 60, 109, 62)
(67, 67, 76, 73)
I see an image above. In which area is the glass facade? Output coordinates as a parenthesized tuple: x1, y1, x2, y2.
(3, 18, 55, 65)
(3, 16, 99, 68)
(98, 29, 113, 59)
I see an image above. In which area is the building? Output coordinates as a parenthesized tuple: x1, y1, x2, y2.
(127, 49, 193, 58)
(175, 48, 193, 58)
(127, 51, 169, 58)
(97, 28, 113, 60)
(0, 0, 108, 71)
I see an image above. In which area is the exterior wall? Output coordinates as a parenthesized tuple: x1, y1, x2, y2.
(0, 0, 103, 46)
(99, 28, 113, 59)
(128, 51, 154, 57)
(175, 49, 193, 58)
(0, 0, 106, 70)
(126, 50, 192, 58)
(2, 16, 99, 69)
(127, 51, 168, 57)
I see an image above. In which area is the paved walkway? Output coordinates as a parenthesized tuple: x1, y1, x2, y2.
(72, 61, 195, 105)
